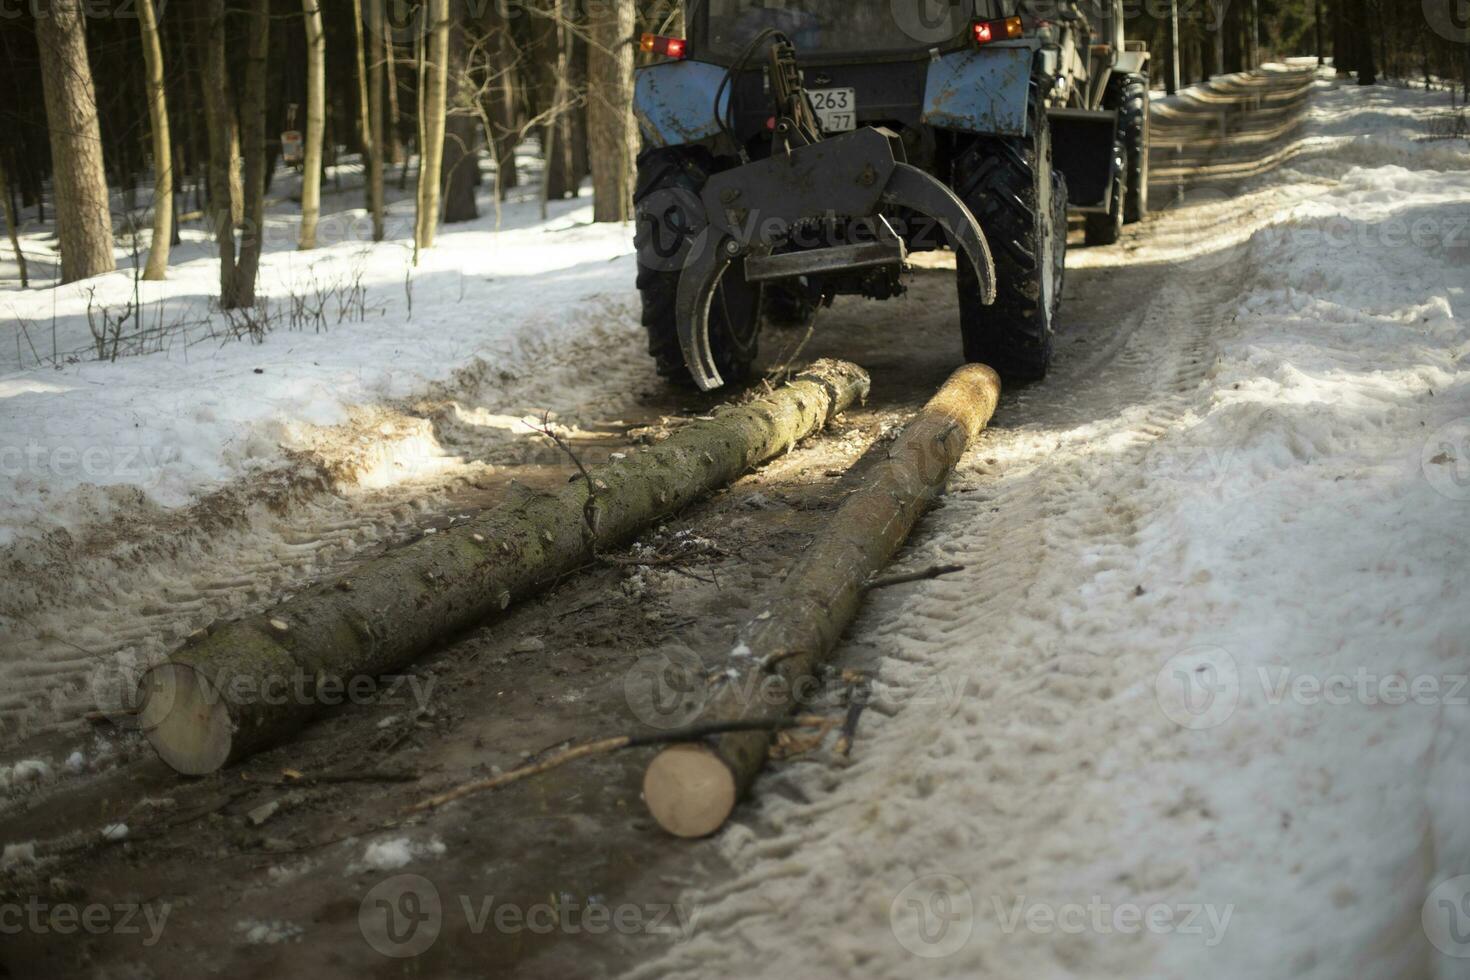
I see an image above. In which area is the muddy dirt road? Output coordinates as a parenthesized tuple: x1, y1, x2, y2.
(1, 68, 1316, 979)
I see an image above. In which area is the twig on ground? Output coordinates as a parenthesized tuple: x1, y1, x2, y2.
(408, 715, 841, 813)
(865, 564, 966, 591)
(835, 672, 873, 758)
(532, 411, 601, 542)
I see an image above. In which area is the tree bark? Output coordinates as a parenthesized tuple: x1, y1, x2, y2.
(442, 19, 480, 224)
(135, 0, 172, 280)
(478, 0, 521, 200)
(588, 0, 637, 222)
(384, 30, 404, 167)
(137, 361, 871, 775)
(415, 0, 451, 254)
(364, 0, 388, 240)
(200, 0, 239, 305)
(235, 0, 270, 305)
(1352, 0, 1376, 83)
(35, 0, 115, 283)
(355, 0, 386, 241)
(642, 365, 1002, 839)
(1165, 0, 1180, 95)
(300, 0, 327, 249)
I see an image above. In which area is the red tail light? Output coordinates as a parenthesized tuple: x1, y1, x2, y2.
(641, 34, 687, 60)
(973, 16, 1023, 45)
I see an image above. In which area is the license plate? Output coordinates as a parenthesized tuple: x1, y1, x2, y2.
(809, 87, 857, 133)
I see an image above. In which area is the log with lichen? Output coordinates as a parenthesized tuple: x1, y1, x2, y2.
(641, 364, 1002, 838)
(138, 360, 871, 775)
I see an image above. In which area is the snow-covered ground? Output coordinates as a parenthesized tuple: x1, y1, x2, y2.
(632, 70, 1470, 979)
(0, 160, 636, 546)
(2, 62, 1469, 978)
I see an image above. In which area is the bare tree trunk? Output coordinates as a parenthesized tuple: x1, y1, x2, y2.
(235, 0, 270, 305)
(135, 0, 172, 280)
(588, 0, 636, 222)
(415, 0, 451, 255)
(482, 2, 521, 199)
(299, 0, 326, 249)
(361, 0, 386, 241)
(1323, 0, 1334, 66)
(0, 159, 26, 288)
(35, 0, 115, 283)
(442, 19, 480, 224)
(1213, 0, 1226, 77)
(385, 32, 404, 166)
(1166, 0, 1180, 94)
(201, 0, 239, 305)
(1352, 0, 1376, 83)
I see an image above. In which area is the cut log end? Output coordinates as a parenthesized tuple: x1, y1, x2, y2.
(642, 743, 738, 839)
(137, 663, 233, 776)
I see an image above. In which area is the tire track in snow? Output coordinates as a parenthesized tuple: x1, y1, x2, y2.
(633, 67, 1315, 980)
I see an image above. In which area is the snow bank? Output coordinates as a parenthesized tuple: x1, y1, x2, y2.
(0, 184, 636, 546)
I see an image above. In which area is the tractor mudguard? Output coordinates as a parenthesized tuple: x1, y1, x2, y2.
(921, 44, 1035, 137)
(674, 127, 994, 391)
(634, 61, 731, 149)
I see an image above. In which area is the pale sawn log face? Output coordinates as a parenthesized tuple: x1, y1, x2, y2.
(139, 361, 870, 774)
(643, 365, 1002, 835)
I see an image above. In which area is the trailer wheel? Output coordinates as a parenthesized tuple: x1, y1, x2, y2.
(634, 148, 761, 386)
(1113, 73, 1150, 223)
(952, 90, 1060, 382)
(1083, 136, 1126, 246)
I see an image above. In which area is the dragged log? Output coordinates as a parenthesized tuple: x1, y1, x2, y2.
(138, 360, 871, 775)
(641, 364, 1002, 838)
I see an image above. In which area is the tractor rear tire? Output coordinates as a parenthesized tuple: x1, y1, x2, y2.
(1051, 169, 1068, 312)
(634, 148, 761, 387)
(1113, 73, 1149, 224)
(1083, 136, 1126, 246)
(952, 91, 1062, 383)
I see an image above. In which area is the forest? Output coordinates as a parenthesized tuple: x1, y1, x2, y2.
(0, 0, 1464, 298)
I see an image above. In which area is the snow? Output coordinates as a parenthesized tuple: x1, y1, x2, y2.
(235, 919, 304, 945)
(0, 170, 635, 546)
(8, 759, 53, 787)
(636, 68, 1470, 980)
(0, 841, 38, 871)
(354, 835, 447, 873)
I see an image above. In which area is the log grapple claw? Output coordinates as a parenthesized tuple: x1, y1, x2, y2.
(674, 127, 994, 391)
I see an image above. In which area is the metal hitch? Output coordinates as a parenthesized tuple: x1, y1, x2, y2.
(675, 126, 994, 390)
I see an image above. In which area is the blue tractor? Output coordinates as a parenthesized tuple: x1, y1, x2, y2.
(632, 0, 1150, 390)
